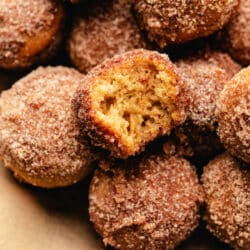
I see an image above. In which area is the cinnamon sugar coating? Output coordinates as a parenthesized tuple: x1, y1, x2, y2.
(202, 153, 250, 249)
(134, 0, 239, 48)
(163, 122, 225, 167)
(0, 66, 98, 188)
(162, 52, 240, 165)
(89, 154, 204, 249)
(177, 51, 241, 130)
(68, 0, 148, 73)
(222, 0, 250, 65)
(0, 0, 64, 70)
(202, 51, 242, 80)
(216, 66, 250, 164)
(72, 49, 189, 159)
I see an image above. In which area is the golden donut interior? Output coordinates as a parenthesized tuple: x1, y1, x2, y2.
(91, 57, 183, 156)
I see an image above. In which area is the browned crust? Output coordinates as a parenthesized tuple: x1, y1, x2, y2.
(134, 0, 239, 48)
(89, 154, 204, 249)
(72, 49, 189, 159)
(0, 0, 65, 70)
(202, 153, 250, 249)
(216, 66, 250, 164)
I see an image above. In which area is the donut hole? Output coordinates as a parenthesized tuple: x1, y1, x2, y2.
(0, 0, 64, 69)
(92, 58, 183, 157)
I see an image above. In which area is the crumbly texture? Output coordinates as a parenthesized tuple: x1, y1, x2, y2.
(68, 0, 148, 73)
(134, 0, 239, 48)
(177, 51, 241, 130)
(202, 153, 250, 250)
(222, 0, 250, 65)
(0, 0, 64, 69)
(216, 66, 250, 164)
(0, 66, 98, 188)
(89, 154, 204, 250)
(72, 49, 188, 159)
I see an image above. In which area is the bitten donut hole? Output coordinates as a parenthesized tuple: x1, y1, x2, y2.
(92, 58, 182, 156)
